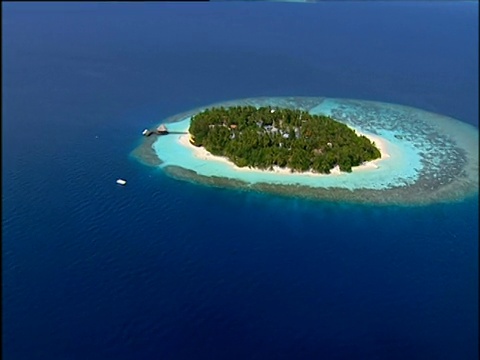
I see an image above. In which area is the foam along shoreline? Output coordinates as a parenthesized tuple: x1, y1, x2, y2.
(177, 127, 391, 177)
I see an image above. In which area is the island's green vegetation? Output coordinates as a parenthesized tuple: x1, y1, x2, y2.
(189, 106, 381, 173)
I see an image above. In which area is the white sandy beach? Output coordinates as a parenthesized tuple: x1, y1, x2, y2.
(177, 127, 391, 177)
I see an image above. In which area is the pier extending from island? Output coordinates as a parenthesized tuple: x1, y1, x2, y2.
(142, 124, 187, 137)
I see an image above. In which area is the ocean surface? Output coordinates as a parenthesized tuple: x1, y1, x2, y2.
(2, 2, 478, 359)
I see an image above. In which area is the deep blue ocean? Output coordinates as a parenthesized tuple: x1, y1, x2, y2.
(2, 2, 478, 359)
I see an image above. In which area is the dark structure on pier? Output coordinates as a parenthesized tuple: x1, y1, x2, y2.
(156, 124, 168, 134)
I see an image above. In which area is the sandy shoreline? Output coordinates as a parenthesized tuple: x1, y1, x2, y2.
(177, 127, 391, 177)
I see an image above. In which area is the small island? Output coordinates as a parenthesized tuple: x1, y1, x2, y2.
(189, 106, 381, 174)
(131, 96, 479, 205)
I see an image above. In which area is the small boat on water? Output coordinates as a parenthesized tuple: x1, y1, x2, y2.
(116, 179, 127, 186)
(142, 129, 149, 136)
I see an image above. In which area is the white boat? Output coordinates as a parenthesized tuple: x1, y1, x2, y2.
(116, 179, 127, 185)
(142, 129, 148, 135)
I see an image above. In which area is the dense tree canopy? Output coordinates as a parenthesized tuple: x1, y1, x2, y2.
(189, 106, 381, 173)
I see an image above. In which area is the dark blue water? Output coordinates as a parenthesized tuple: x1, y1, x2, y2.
(2, 2, 478, 359)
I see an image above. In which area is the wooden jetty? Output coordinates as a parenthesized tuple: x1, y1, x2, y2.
(142, 124, 188, 137)
(142, 124, 169, 137)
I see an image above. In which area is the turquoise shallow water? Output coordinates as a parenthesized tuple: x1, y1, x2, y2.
(154, 118, 417, 190)
(149, 97, 478, 195)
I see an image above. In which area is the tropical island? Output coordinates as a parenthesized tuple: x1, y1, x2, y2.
(188, 106, 381, 174)
(131, 96, 479, 205)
